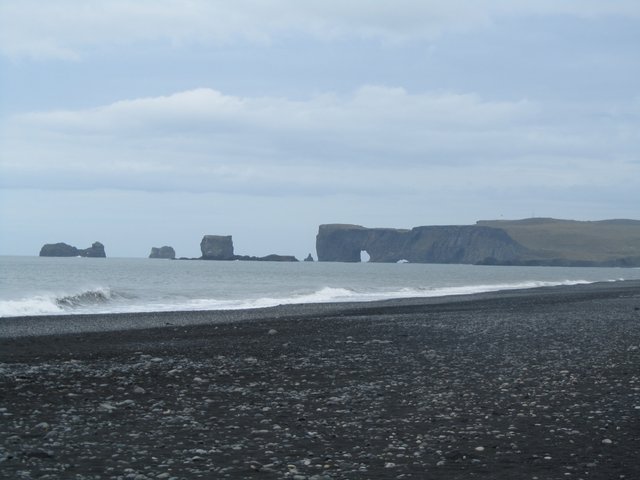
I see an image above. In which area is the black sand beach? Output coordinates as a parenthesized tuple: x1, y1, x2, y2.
(1, 281, 640, 479)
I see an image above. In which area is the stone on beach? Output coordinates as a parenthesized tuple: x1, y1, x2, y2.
(1, 281, 640, 479)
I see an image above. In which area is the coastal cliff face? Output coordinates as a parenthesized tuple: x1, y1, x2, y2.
(316, 219, 640, 266)
(39, 242, 106, 258)
(476, 218, 640, 267)
(316, 224, 528, 264)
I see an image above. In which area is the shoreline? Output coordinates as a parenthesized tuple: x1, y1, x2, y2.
(2, 279, 640, 340)
(1, 280, 640, 479)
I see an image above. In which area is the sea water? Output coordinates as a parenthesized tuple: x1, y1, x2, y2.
(1, 256, 640, 318)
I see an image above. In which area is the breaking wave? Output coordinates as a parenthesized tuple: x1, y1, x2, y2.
(56, 289, 113, 308)
(0, 279, 599, 318)
(106, 279, 596, 314)
(0, 287, 117, 317)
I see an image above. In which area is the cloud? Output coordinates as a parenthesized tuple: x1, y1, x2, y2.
(2, 86, 638, 198)
(17, 86, 534, 136)
(2, 0, 639, 60)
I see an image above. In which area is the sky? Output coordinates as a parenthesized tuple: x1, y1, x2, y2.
(1, 1, 639, 259)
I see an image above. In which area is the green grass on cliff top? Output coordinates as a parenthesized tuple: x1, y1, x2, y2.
(477, 218, 640, 261)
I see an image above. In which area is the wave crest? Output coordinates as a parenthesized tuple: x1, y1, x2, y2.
(0, 280, 599, 318)
(0, 287, 115, 317)
(56, 289, 112, 308)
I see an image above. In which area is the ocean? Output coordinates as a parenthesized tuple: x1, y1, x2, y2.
(1, 256, 640, 318)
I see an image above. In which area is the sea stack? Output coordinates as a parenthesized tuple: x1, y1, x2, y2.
(200, 235, 235, 260)
(149, 246, 176, 259)
(39, 241, 106, 258)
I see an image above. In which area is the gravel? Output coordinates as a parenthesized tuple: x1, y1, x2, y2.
(1, 281, 640, 479)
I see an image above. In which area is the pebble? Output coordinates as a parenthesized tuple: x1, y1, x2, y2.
(1, 285, 640, 479)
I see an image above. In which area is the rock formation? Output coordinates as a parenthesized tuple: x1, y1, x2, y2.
(200, 235, 235, 260)
(39, 242, 106, 258)
(304, 253, 314, 262)
(476, 218, 640, 267)
(316, 219, 640, 267)
(149, 246, 176, 259)
(234, 254, 298, 262)
(200, 235, 298, 262)
(316, 224, 527, 264)
(39, 243, 78, 257)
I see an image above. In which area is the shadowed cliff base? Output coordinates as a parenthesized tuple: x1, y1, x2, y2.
(316, 218, 640, 267)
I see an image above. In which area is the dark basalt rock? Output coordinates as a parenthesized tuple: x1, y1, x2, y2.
(304, 253, 314, 262)
(261, 254, 298, 262)
(39, 242, 78, 257)
(82, 242, 106, 258)
(40, 242, 106, 258)
(200, 235, 297, 262)
(149, 246, 176, 259)
(316, 219, 640, 267)
(316, 224, 528, 264)
(200, 235, 235, 260)
(234, 254, 299, 262)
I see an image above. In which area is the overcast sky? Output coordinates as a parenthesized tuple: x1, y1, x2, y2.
(1, 1, 639, 258)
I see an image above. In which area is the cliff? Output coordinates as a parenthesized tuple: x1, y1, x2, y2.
(149, 246, 176, 259)
(39, 242, 106, 258)
(316, 224, 528, 264)
(476, 218, 640, 266)
(316, 219, 640, 267)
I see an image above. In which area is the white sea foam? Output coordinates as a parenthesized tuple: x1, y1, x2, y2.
(407, 279, 594, 298)
(82, 280, 596, 315)
(0, 287, 114, 317)
(0, 295, 66, 317)
(0, 260, 617, 317)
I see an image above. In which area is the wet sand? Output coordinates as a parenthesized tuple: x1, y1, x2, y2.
(1, 281, 640, 479)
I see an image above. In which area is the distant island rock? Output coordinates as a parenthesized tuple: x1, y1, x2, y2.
(39, 241, 106, 258)
(200, 235, 235, 260)
(316, 218, 640, 267)
(149, 246, 176, 259)
(304, 253, 314, 262)
(200, 235, 298, 262)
